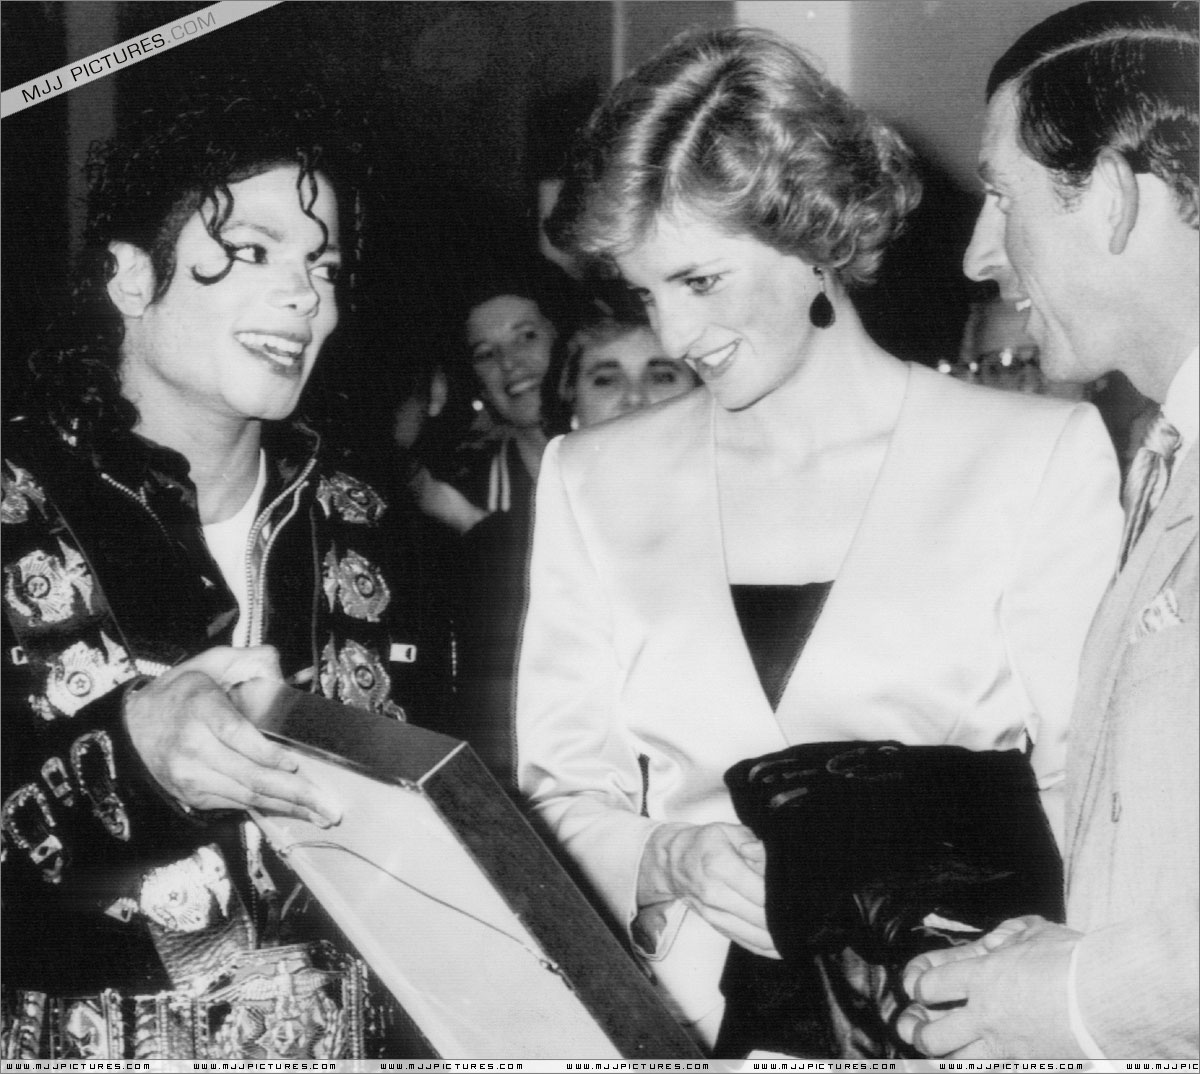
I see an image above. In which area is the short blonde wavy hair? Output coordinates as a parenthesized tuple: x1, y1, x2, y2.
(547, 26, 922, 287)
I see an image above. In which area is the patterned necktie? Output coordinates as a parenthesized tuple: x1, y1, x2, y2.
(1119, 409, 1182, 570)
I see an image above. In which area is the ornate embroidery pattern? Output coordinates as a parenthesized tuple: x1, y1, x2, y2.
(59, 994, 123, 1059)
(40, 756, 75, 806)
(1, 462, 48, 524)
(319, 639, 403, 719)
(321, 550, 390, 622)
(2, 783, 66, 883)
(130, 992, 194, 1059)
(70, 731, 131, 842)
(4, 541, 95, 627)
(0, 949, 365, 1059)
(33, 633, 135, 719)
(2, 989, 47, 1059)
(138, 845, 233, 933)
(207, 944, 361, 1059)
(314, 472, 385, 526)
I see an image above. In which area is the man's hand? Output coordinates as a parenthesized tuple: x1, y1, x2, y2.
(896, 915, 1085, 1058)
(124, 645, 341, 826)
(639, 821, 780, 958)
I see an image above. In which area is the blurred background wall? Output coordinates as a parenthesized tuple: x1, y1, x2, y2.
(739, 0, 1090, 188)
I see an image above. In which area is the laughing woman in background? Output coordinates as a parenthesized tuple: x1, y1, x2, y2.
(515, 27, 1122, 1057)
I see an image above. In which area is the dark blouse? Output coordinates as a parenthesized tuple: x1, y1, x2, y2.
(730, 582, 833, 710)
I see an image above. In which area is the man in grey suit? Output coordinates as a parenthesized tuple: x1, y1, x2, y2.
(898, 1, 1198, 1059)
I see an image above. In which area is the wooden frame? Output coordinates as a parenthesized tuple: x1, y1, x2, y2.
(234, 680, 701, 1059)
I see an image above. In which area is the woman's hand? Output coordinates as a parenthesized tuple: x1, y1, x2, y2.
(639, 821, 780, 958)
(123, 645, 341, 825)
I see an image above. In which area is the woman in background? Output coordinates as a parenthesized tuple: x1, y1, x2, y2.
(397, 259, 577, 536)
(450, 261, 579, 523)
(516, 27, 1121, 1056)
(544, 305, 699, 434)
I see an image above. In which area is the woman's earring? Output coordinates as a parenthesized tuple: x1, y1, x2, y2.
(809, 267, 835, 329)
(569, 414, 581, 431)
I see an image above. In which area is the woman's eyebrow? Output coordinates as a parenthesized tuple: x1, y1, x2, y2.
(581, 358, 621, 373)
(664, 258, 723, 283)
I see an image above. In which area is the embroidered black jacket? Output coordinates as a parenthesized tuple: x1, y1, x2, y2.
(1, 416, 454, 992)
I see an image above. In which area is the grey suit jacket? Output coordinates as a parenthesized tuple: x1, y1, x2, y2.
(1066, 444, 1199, 1058)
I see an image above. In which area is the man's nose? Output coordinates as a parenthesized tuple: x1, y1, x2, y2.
(274, 265, 320, 316)
(963, 204, 1006, 283)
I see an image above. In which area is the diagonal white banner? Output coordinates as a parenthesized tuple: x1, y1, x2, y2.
(1, 1, 283, 120)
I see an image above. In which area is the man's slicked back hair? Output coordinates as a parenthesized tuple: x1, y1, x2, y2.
(988, 2, 1198, 227)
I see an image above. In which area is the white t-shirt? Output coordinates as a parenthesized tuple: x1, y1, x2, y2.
(201, 451, 266, 648)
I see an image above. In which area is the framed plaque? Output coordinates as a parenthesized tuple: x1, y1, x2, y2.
(234, 680, 701, 1059)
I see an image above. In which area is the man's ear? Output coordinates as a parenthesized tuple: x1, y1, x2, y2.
(105, 242, 156, 316)
(1094, 148, 1140, 255)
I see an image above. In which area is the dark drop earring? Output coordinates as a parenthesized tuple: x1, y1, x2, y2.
(809, 267, 835, 329)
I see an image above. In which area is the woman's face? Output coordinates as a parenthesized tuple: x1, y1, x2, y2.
(572, 327, 695, 428)
(616, 210, 816, 412)
(465, 294, 555, 430)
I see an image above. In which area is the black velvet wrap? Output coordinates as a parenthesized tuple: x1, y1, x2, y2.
(725, 740, 1064, 965)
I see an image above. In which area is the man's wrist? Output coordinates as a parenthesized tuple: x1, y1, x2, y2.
(119, 675, 198, 820)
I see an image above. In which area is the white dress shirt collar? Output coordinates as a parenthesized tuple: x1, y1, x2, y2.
(1161, 346, 1199, 456)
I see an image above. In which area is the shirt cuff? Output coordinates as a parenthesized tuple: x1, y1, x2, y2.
(1067, 939, 1107, 1059)
(631, 898, 688, 960)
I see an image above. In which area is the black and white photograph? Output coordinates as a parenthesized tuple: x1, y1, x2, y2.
(2, 1, 1196, 1063)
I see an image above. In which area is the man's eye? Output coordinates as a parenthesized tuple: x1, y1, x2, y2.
(226, 243, 268, 265)
(589, 374, 616, 388)
(685, 274, 722, 296)
(630, 288, 654, 308)
(472, 349, 495, 366)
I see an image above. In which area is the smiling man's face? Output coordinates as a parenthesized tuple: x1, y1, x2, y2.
(964, 84, 1113, 386)
(120, 165, 341, 429)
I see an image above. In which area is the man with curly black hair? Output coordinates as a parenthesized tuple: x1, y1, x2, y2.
(1, 92, 453, 1059)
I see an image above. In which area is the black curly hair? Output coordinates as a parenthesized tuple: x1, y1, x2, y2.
(26, 84, 367, 450)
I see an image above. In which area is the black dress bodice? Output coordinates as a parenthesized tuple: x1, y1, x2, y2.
(719, 581, 836, 1059)
(730, 582, 833, 711)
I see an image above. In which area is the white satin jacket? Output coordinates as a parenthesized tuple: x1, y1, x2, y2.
(517, 364, 1121, 1040)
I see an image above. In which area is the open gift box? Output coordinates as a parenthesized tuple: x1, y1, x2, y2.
(234, 679, 701, 1059)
